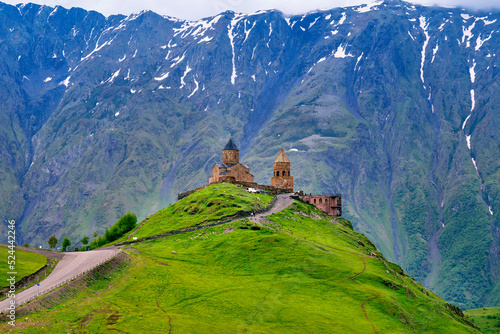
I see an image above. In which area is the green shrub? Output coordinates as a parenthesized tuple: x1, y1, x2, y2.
(88, 212, 137, 249)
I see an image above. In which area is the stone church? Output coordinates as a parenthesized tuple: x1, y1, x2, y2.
(208, 137, 293, 192)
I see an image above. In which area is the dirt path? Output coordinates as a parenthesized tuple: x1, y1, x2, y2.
(347, 259, 380, 333)
(125, 217, 150, 241)
(361, 294, 381, 333)
(248, 194, 295, 223)
(155, 289, 173, 334)
(0, 246, 120, 313)
(349, 259, 367, 280)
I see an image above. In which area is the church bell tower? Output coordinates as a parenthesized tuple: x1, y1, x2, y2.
(271, 149, 293, 192)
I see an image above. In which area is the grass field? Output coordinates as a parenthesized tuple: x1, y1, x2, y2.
(465, 307, 500, 333)
(132, 182, 274, 240)
(0, 246, 47, 289)
(0, 184, 480, 333)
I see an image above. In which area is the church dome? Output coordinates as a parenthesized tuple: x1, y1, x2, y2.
(274, 149, 290, 163)
(223, 137, 239, 151)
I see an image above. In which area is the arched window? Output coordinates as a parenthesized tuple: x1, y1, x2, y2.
(276, 171, 280, 176)
(288, 171, 290, 176)
(319, 198, 322, 204)
(314, 199, 316, 204)
(283, 171, 286, 176)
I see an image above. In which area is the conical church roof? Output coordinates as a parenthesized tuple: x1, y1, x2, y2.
(274, 149, 290, 163)
(223, 137, 239, 151)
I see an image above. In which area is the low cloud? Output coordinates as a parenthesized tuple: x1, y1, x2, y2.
(1, 0, 499, 20)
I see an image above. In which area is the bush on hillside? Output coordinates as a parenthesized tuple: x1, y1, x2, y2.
(88, 212, 137, 249)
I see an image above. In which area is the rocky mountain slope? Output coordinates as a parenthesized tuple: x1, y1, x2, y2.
(0, 0, 498, 309)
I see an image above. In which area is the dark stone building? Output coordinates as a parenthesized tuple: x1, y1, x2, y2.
(209, 137, 254, 184)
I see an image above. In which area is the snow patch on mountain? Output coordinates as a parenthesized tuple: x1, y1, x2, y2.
(475, 32, 493, 51)
(419, 16, 430, 88)
(180, 65, 191, 88)
(173, 14, 221, 40)
(355, 52, 363, 70)
(198, 36, 213, 43)
(171, 52, 186, 68)
(243, 21, 256, 43)
(309, 17, 319, 29)
(228, 15, 243, 85)
(59, 76, 70, 87)
(431, 43, 439, 63)
(470, 89, 475, 111)
(462, 115, 471, 130)
(477, 17, 497, 25)
(333, 44, 353, 58)
(82, 38, 115, 61)
(462, 21, 476, 48)
(188, 78, 199, 98)
(154, 72, 169, 81)
(471, 158, 479, 173)
(355, 0, 383, 13)
(469, 60, 476, 83)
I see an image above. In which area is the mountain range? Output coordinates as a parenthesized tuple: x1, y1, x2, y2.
(0, 0, 498, 309)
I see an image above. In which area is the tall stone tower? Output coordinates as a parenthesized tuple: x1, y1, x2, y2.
(271, 149, 293, 192)
(222, 136, 239, 165)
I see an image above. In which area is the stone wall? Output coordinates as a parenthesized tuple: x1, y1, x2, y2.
(208, 164, 222, 184)
(226, 163, 254, 183)
(271, 175, 293, 190)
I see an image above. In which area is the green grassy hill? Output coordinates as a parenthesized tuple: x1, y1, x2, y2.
(1, 184, 479, 333)
(0, 246, 47, 289)
(131, 183, 274, 240)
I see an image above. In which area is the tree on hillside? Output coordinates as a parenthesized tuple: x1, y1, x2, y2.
(104, 212, 137, 243)
(93, 231, 99, 247)
(81, 236, 89, 251)
(62, 237, 71, 252)
(48, 235, 58, 250)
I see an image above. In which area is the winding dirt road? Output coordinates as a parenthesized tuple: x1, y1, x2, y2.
(249, 193, 295, 222)
(0, 246, 120, 313)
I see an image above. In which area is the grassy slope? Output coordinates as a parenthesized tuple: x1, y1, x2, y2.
(132, 183, 274, 240)
(465, 307, 500, 334)
(0, 246, 47, 289)
(0, 187, 478, 333)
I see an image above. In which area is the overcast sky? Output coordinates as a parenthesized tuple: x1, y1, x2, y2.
(2, 0, 499, 20)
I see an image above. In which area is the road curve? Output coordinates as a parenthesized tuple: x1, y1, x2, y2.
(0, 246, 120, 313)
(249, 193, 295, 223)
